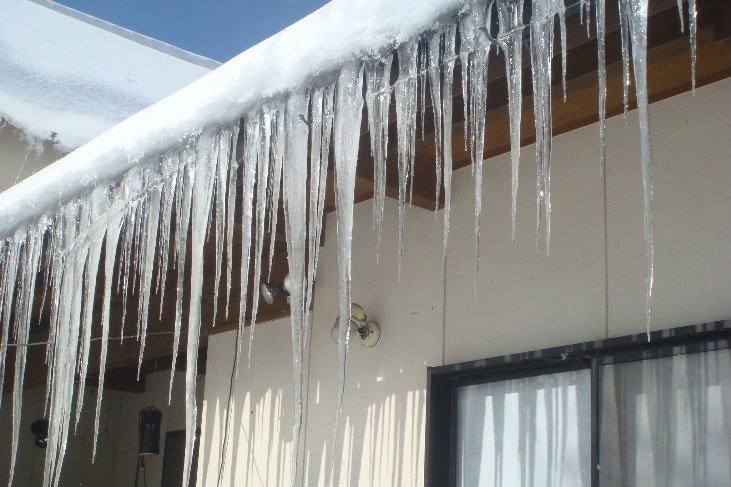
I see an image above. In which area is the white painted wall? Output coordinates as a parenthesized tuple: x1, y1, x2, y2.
(0, 371, 203, 487)
(199, 77, 731, 487)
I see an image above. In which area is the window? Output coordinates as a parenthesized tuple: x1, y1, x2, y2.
(426, 321, 731, 487)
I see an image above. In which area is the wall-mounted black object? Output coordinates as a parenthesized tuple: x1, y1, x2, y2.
(30, 419, 48, 448)
(138, 406, 162, 455)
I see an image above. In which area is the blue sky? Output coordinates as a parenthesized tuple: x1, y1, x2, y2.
(56, 0, 330, 62)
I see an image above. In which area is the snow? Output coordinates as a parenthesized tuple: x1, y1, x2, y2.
(0, 0, 215, 152)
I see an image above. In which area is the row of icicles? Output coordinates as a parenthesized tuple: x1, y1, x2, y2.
(0, 0, 698, 486)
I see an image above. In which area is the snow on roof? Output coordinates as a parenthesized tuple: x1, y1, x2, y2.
(0, 0, 464, 237)
(0, 0, 218, 152)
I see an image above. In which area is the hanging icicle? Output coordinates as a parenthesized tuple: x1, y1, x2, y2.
(394, 42, 418, 278)
(365, 55, 393, 259)
(461, 0, 490, 288)
(530, 0, 561, 255)
(282, 89, 312, 487)
(441, 24, 458, 269)
(328, 62, 365, 487)
(621, 0, 654, 338)
(597, 0, 608, 179)
(496, 0, 525, 243)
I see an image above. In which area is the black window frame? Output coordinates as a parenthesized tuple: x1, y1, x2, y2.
(425, 320, 731, 487)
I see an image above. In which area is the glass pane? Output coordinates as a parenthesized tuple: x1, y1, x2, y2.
(456, 369, 591, 487)
(600, 348, 731, 487)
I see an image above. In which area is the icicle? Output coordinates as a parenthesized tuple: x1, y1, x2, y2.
(306, 83, 335, 328)
(157, 159, 179, 319)
(497, 0, 525, 243)
(676, 0, 685, 33)
(580, 0, 592, 37)
(75, 189, 107, 427)
(394, 42, 418, 277)
(597, 0, 607, 179)
(44, 203, 88, 487)
(9, 228, 43, 487)
(559, 2, 568, 102)
(93, 207, 123, 460)
(118, 181, 140, 342)
(248, 111, 273, 367)
(0, 239, 21, 411)
(688, 0, 697, 95)
(136, 179, 162, 378)
(168, 148, 195, 401)
(461, 0, 490, 289)
(225, 134, 239, 320)
(182, 131, 219, 487)
(442, 24, 457, 268)
(212, 126, 232, 328)
(365, 55, 392, 258)
(427, 32, 444, 213)
(530, 0, 559, 255)
(282, 88, 313, 487)
(328, 61, 365, 487)
(419, 38, 428, 142)
(267, 108, 285, 280)
(237, 119, 259, 366)
(460, 14, 471, 159)
(619, 0, 631, 122)
(622, 0, 654, 338)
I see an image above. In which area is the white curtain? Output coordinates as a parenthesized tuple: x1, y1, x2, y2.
(600, 348, 731, 487)
(456, 369, 591, 487)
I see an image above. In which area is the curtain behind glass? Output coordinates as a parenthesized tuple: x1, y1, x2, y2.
(600, 348, 731, 487)
(456, 369, 591, 487)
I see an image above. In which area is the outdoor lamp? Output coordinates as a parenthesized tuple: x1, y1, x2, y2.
(330, 303, 380, 347)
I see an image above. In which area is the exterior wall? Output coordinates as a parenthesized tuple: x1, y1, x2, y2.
(0, 371, 203, 487)
(199, 77, 731, 487)
(0, 120, 65, 193)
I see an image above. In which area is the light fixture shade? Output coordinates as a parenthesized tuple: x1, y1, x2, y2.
(138, 407, 162, 456)
(330, 303, 380, 347)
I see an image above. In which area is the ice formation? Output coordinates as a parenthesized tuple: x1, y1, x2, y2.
(0, 0, 701, 485)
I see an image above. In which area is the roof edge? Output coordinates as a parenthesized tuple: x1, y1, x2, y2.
(27, 0, 221, 69)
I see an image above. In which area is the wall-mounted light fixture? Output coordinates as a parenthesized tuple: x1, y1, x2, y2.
(330, 303, 380, 347)
(260, 274, 291, 304)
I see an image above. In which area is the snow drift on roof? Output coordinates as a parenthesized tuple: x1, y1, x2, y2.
(0, 0, 216, 151)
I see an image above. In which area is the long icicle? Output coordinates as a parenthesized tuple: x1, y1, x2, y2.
(328, 61, 365, 487)
(530, 0, 559, 255)
(497, 0, 525, 242)
(622, 0, 654, 338)
(597, 0, 608, 179)
(442, 24, 457, 268)
(462, 0, 490, 291)
(687, 0, 697, 95)
(394, 42, 418, 278)
(169, 148, 195, 402)
(365, 55, 392, 259)
(237, 119, 259, 367)
(93, 206, 123, 460)
(75, 189, 108, 426)
(282, 89, 311, 487)
(427, 32, 444, 214)
(182, 131, 221, 487)
(248, 110, 273, 367)
(8, 228, 43, 487)
(136, 180, 162, 378)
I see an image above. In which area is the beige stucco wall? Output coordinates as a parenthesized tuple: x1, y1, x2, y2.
(0, 371, 203, 487)
(0, 120, 66, 193)
(198, 77, 731, 487)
